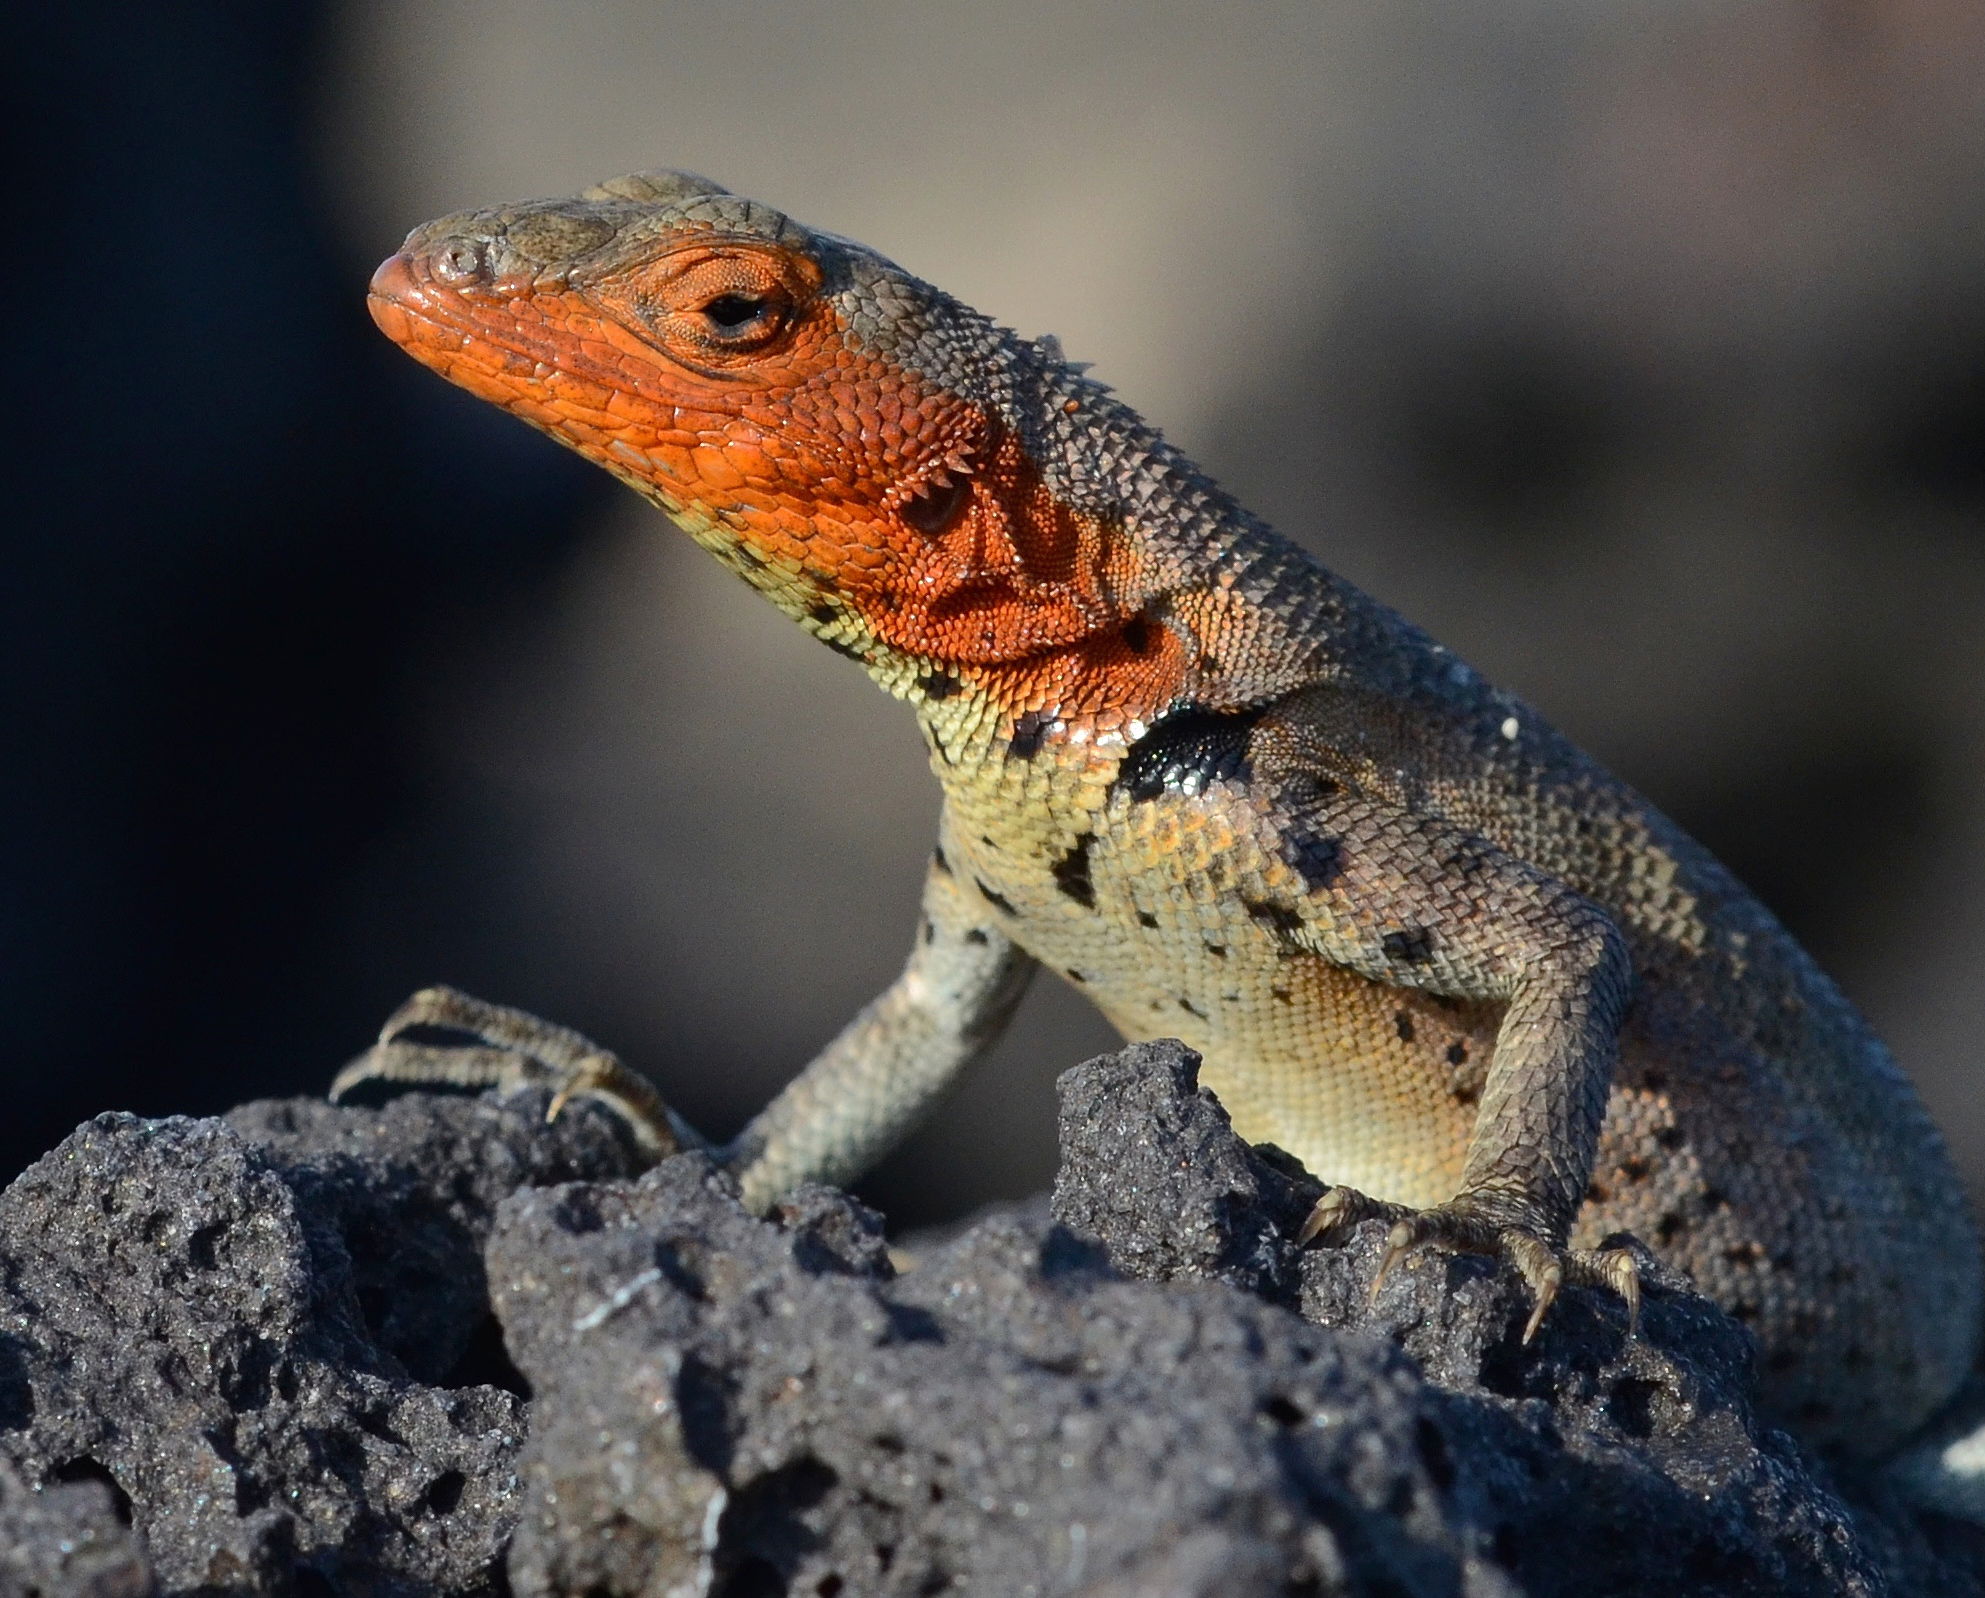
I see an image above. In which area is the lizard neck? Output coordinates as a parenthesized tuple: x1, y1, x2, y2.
(883, 501, 1349, 783)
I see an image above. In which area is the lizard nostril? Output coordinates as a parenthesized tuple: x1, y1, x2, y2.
(430, 237, 488, 286)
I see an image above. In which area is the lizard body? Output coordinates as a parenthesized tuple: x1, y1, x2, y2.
(362, 170, 1979, 1454)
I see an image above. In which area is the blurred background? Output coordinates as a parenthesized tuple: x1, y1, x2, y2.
(6, 0, 1983, 1229)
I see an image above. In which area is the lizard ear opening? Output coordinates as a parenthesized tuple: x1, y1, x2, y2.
(1122, 611, 1159, 656)
(901, 470, 973, 538)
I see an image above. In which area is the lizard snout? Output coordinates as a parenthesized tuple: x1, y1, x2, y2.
(365, 251, 422, 342)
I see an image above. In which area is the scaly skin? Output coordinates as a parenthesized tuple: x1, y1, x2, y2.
(358, 170, 1978, 1454)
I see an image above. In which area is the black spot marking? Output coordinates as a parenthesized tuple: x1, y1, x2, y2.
(1205, 942, 1228, 959)
(1381, 927, 1435, 965)
(1122, 612, 1158, 656)
(1655, 1211, 1688, 1246)
(1586, 1179, 1611, 1204)
(735, 546, 765, 569)
(975, 881, 1017, 917)
(1723, 1241, 1766, 1267)
(1700, 1186, 1730, 1212)
(1641, 1069, 1668, 1094)
(916, 669, 962, 701)
(920, 920, 934, 946)
(1065, 969, 1087, 984)
(1451, 1083, 1479, 1107)
(965, 929, 989, 946)
(807, 601, 839, 626)
(1279, 824, 1342, 891)
(1260, 1394, 1306, 1428)
(1653, 1125, 1684, 1151)
(1394, 1013, 1415, 1043)
(818, 633, 868, 663)
(1271, 985, 1293, 1004)
(1112, 703, 1264, 802)
(1137, 910, 1159, 929)
(1007, 709, 1057, 760)
(1243, 897, 1307, 949)
(1051, 834, 1097, 908)
(1178, 997, 1207, 1019)
(931, 846, 952, 876)
(1444, 1040, 1468, 1066)
(1620, 1157, 1652, 1183)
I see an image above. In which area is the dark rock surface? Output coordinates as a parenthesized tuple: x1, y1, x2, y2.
(0, 1092, 643, 1597)
(0, 1042, 1979, 1595)
(0, 1460, 151, 1598)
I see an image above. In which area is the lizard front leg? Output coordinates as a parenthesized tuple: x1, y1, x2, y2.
(1248, 764, 1639, 1339)
(723, 851, 1036, 1211)
(333, 850, 1035, 1214)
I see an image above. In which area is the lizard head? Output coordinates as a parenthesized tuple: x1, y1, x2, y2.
(369, 170, 1180, 683)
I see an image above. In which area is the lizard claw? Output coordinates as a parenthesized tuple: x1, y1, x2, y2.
(1488, 1230, 1641, 1344)
(1299, 1183, 1640, 1343)
(1369, 1216, 1423, 1306)
(1500, 1229, 1565, 1343)
(331, 985, 694, 1162)
(1578, 1243, 1642, 1342)
(1298, 1184, 1411, 1248)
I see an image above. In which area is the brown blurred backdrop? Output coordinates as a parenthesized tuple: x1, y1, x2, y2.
(6, 0, 1983, 1229)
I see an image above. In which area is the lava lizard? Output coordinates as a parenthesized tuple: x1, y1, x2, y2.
(349, 169, 1979, 1456)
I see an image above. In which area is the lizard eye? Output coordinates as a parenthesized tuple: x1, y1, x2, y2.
(693, 291, 785, 345)
(645, 247, 817, 359)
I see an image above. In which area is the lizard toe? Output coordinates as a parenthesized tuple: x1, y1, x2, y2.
(1505, 1235, 1642, 1343)
(1298, 1184, 1412, 1247)
(1306, 1192, 1639, 1345)
(331, 986, 691, 1162)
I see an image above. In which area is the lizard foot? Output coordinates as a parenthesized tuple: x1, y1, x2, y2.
(330, 985, 691, 1162)
(1299, 1184, 1639, 1344)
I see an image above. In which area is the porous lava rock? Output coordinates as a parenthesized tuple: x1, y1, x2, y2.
(0, 1091, 643, 1596)
(0, 1043, 1978, 1596)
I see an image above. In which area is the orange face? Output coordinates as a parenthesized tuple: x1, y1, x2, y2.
(369, 209, 1153, 672)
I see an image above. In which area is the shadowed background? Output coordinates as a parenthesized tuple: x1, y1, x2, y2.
(6, 0, 1983, 1229)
